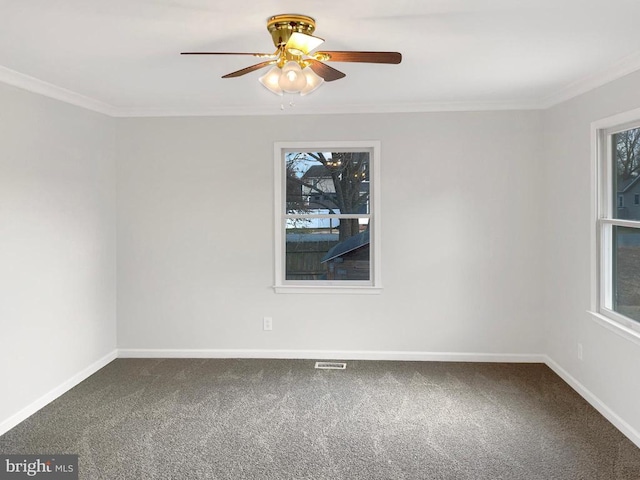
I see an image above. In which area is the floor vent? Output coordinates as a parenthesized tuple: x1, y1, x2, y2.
(315, 361, 347, 370)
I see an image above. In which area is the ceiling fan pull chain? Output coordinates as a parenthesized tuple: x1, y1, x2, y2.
(279, 92, 297, 110)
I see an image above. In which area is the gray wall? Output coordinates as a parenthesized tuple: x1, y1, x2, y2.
(0, 82, 117, 429)
(116, 111, 544, 355)
(542, 69, 640, 439)
(6, 66, 640, 442)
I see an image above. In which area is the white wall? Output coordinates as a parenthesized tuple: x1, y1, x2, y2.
(116, 111, 544, 356)
(542, 70, 640, 437)
(0, 83, 116, 430)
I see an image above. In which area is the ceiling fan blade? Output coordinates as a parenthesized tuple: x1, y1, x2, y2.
(181, 52, 277, 58)
(222, 60, 276, 78)
(314, 51, 402, 64)
(306, 59, 346, 82)
(285, 32, 324, 55)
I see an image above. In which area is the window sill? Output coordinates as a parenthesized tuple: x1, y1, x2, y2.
(274, 285, 383, 295)
(587, 310, 640, 347)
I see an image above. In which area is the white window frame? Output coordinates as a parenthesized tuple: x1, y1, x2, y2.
(273, 141, 382, 294)
(591, 108, 640, 342)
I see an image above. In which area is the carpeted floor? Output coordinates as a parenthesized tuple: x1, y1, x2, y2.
(1, 359, 639, 479)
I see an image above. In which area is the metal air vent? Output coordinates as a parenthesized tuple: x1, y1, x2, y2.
(315, 361, 347, 370)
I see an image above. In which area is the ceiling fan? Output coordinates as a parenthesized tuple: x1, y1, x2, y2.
(181, 14, 402, 96)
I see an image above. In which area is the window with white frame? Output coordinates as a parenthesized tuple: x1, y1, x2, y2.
(595, 118, 640, 330)
(274, 141, 381, 294)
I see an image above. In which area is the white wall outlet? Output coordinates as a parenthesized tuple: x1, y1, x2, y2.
(263, 317, 273, 331)
(577, 343, 583, 360)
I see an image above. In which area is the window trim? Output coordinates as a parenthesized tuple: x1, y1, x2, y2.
(273, 141, 382, 294)
(591, 108, 640, 339)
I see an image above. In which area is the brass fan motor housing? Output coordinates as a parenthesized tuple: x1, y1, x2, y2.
(267, 14, 316, 49)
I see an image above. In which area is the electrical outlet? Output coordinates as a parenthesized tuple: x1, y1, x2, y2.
(263, 317, 273, 331)
(577, 343, 583, 361)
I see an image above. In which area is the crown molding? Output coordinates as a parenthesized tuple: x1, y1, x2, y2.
(113, 99, 542, 118)
(3, 52, 640, 117)
(0, 65, 119, 116)
(0, 63, 542, 117)
(540, 50, 640, 109)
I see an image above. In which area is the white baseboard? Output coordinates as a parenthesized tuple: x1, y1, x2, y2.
(117, 348, 546, 363)
(544, 355, 640, 448)
(0, 349, 117, 436)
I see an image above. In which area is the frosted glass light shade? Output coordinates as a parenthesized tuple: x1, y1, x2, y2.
(286, 32, 325, 55)
(278, 61, 307, 93)
(259, 66, 283, 95)
(300, 68, 324, 96)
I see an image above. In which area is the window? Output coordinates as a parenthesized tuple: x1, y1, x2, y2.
(594, 114, 640, 334)
(274, 141, 381, 294)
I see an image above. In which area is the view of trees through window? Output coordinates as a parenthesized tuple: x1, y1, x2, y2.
(284, 151, 371, 281)
(612, 127, 640, 321)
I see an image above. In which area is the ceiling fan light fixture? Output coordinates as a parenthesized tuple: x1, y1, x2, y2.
(278, 60, 307, 93)
(300, 68, 324, 96)
(183, 13, 402, 102)
(286, 32, 324, 55)
(259, 65, 284, 95)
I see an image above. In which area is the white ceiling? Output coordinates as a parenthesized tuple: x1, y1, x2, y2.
(2, 0, 640, 116)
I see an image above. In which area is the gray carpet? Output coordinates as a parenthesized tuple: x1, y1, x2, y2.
(1, 359, 639, 479)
